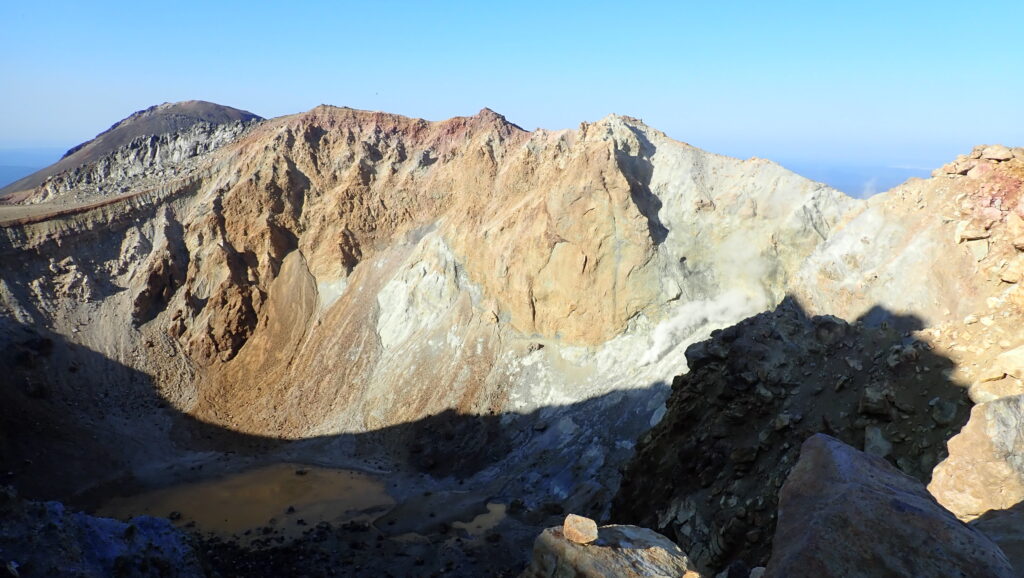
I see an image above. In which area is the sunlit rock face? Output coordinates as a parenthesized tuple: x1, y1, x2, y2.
(0, 103, 856, 508)
(4, 101, 1024, 575)
(610, 145, 1024, 573)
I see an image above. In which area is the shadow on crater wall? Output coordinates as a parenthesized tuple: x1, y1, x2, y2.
(0, 314, 674, 575)
(0, 295, 981, 576)
(615, 124, 668, 245)
(0, 314, 666, 512)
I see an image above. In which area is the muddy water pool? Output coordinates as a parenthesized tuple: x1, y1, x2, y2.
(96, 463, 394, 541)
(452, 502, 507, 536)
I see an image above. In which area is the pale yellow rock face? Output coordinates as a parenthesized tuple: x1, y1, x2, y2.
(995, 346, 1024, 379)
(189, 107, 661, 357)
(970, 377, 1024, 404)
(0, 105, 856, 445)
(929, 396, 1024, 521)
(444, 133, 658, 345)
(180, 108, 667, 434)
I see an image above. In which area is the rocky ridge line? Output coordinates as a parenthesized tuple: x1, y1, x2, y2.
(25, 120, 258, 206)
(1, 100, 262, 199)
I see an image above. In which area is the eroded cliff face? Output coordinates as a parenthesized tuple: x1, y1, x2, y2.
(612, 145, 1024, 573)
(5, 102, 1024, 576)
(0, 104, 854, 509)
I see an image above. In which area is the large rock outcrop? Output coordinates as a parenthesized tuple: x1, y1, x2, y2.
(764, 434, 1014, 578)
(929, 394, 1024, 520)
(611, 297, 971, 572)
(612, 143, 1024, 573)
(792, 144, 1024, 401)
(0, 103, 855, 511)
(520, 520, 700, 578)
(26, 120, 256, 205)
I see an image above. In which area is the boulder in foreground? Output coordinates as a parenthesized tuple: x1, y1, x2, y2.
(970, 505, 1024, 575)
(520, 523, 700, 577)
(764, 434, 1014, 578)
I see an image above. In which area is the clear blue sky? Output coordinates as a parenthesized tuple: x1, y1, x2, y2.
(2, 1, 1021, 172)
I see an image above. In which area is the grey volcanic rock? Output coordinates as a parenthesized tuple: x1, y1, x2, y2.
(970, 506, 1024, 575)
(764, 434, 1014, 578)
(0, 486, 202, 577)
(26, 120, 255, 205)
(0, 100, 261, 198)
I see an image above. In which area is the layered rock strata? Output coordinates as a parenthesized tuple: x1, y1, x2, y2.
(0, 104, 854, 514)
(0, 100, 262, 199)
(3, 101, 1024, 576)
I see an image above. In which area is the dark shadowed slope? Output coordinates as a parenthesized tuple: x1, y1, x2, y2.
(0, 101, 262, 198)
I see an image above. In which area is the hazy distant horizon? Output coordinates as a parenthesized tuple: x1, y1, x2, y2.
(775, 161, 930, 199)
(0, 101, 1007, 176)
(0, 146, 68, 192)
(2, 2, 1020, 176)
